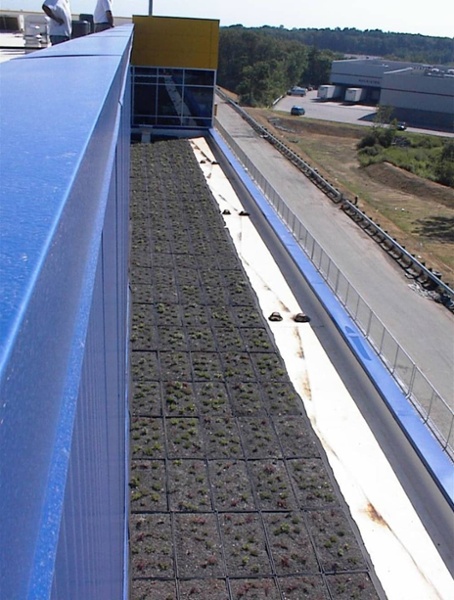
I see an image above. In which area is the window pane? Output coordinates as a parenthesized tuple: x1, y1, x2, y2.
(132, 67, 215, 129)
(184, 70, 215, 86)
(160, 68, 184, 85)
(184, 87, 213, 118)
(133, 84, 157, 119)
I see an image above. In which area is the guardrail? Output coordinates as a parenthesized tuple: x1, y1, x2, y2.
(214, 115, 454, 460)
(216, 89, 454, 312)
(0, 26, 133, 599)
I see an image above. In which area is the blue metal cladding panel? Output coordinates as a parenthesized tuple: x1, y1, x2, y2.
(55, 68, 130, 600)
(0, 26, 132, 599)
(50, 126, 130, 599)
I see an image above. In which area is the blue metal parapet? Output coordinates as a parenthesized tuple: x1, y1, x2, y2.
(0, 26, 133, 599)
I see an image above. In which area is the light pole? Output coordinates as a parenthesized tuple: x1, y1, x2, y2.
(148, 1, 153, 15)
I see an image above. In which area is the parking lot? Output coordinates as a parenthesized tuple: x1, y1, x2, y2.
(275, 89, 377, 126)
(274, 90, 454, 137)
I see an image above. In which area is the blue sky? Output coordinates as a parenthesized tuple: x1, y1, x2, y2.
(3, 0, 453, 38)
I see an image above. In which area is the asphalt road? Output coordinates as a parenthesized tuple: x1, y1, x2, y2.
(215, 96, 454, 424)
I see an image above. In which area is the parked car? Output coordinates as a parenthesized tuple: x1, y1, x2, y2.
(291, 105, 305, 116)
(287, 86, 307, 96)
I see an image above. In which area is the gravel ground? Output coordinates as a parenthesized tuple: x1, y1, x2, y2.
(129, 139, 383, 600)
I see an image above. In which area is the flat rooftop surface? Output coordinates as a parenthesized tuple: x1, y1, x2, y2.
(129, 139, 383, 599)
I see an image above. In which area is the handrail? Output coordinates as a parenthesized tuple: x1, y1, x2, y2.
(216, 88, 454, 311)
(214, 114, 453, 460)
(0, 27, 133, 599)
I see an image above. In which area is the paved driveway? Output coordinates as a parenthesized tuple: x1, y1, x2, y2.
(277, 90, 377, 126)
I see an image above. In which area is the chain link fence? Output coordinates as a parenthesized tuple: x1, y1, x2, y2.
(215, 117, 454, 460)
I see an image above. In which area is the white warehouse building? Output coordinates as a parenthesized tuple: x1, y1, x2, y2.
(329, 59, 454, 132)
(380, 67, 454, 131)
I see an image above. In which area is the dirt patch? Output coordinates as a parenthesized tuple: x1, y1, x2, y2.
(364, 162, 454, 208)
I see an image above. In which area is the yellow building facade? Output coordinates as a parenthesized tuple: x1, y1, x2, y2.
(132, 16, 219, 69)
(131, 16, 219, 131)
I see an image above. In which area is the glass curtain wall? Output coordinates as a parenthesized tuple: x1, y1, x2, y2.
(132, 66, 216, 129)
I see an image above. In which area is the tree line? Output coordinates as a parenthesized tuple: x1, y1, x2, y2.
(256, 26, 453, 65)
(218, 28, 336, 106)
(217, 25, 453, 107)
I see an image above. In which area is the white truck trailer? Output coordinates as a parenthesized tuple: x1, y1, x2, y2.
(344, 87, 367, 103)
(317, 84, 343, 100)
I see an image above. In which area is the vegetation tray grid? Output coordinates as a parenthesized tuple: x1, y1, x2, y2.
(129, 139, 382, 599)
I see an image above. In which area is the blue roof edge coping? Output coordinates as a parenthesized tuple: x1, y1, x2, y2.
(0, 27, 133, 598)
(20, 24, 134, 59)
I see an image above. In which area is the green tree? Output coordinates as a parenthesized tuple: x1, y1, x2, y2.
(435, 140, 454, 187)
(374, 105, 394, 125)
(237, 62, 275, 106)
(218, 27, 310, 106)
(302, 46, 334, 86)
(285, 45, 308, 87)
